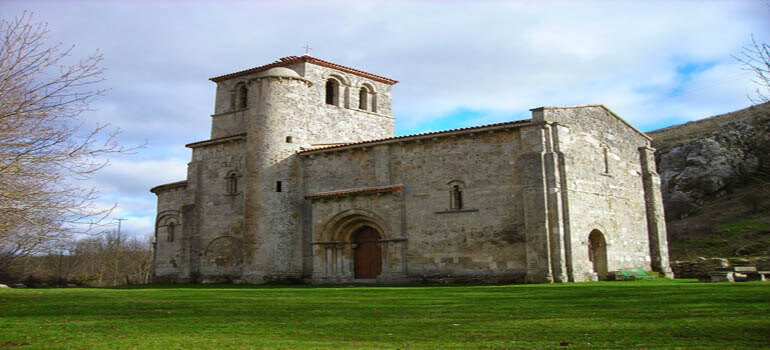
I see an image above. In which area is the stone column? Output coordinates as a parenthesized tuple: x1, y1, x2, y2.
(639, 146, 674, 278)
(520, 126, 553, 283)
(543, 124, 568, 283)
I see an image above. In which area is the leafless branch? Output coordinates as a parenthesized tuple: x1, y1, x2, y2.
(734, 34, 770, 104)
(0, 12, 142, 271)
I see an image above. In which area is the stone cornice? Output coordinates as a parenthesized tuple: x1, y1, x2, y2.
(185, 133, 247, 149)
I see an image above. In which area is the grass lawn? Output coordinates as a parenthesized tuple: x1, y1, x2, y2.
(1, 279, 769, 349)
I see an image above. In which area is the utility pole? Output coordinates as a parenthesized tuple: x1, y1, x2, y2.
(115, 218, 127, 244)
(113, 218, 127, 286)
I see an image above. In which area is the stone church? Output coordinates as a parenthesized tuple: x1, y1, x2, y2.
(150, 55, 673, 284)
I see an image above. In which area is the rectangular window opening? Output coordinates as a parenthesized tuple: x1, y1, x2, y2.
(276, 181, 282, 192)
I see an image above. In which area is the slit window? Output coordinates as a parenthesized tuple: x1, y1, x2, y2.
(167, 221, 176, 242)
(359, 87, 368, 110)
(276, 181, 282, 192)
(325, 80, 338, 105)
(238, 84, 248, 109)
(451, 185, 463, 210)
(371, 92, 377, 113)
(226, 172, 238, 195)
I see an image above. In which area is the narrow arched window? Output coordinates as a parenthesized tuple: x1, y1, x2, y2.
(325, 79, 338, 105)
(227, 172, 238, 195)
(238, 84, 248, 109)
(451, 185, 463, 210)
(371, 92, 377, 113)
(167, 221, 176, 242)
(359, 87, 368, 110)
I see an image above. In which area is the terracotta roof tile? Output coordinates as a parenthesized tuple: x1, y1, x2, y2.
(305, 185, 404, 200)
(209, 55, 398, 85)
(150, 180, 188, 194)
(185, 133, 247, 148)
(299, 119, 532, 154)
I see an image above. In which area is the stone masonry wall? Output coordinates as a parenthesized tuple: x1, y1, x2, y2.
(535, 106, 656, 281)
(301, 126, 529, 283)
(161, 59, 400, 283)
(187, 139, 246, 281)
(154, 57, 667, 285)
(210, 109, 247, 139)
(241, 76, 309, 282)
(210, 62, 394, 143)
(308, 193, 406, 283)
(154, 186, 187, 278)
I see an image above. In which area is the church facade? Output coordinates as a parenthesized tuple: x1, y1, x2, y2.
(150, 55, 673, 284)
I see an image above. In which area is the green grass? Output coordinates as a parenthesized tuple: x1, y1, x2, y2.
(666, 180, 770, 260)
(1, 280, 769, 349)
(718, 217, 769, 235)
(669, 211, 770, 260)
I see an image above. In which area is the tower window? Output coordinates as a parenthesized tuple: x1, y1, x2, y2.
(167, 221, 176, 242)
(226, 172, 238, 195)
(276, 181, 282, 192)
(231, 84, 249, 109)
(602, 146, 610, 174)
(359, 87, 368, 110)
(238, 84, 248, 109)
(371, 92, 377, 113)
(285, 136, 293, 143)
(325, 79, 338, 105)
(451, 185, 463, 210)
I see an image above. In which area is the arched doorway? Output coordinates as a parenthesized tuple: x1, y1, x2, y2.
(353, 226, 381, 279)
(588, 230, 608, 280)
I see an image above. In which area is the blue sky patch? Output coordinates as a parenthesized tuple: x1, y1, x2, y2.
(667, 61, 718, 98)
(396, 108, 530, 136)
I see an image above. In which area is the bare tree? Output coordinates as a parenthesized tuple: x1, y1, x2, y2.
(735, 35, 770, 104)
(735, 32, 770, 212)
(10, 232, 154, 286)
(0, 12, 138, 274)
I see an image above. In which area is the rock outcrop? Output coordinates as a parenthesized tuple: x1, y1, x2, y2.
(648, 102, 770, 219)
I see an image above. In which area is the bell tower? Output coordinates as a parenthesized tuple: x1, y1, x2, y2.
(205, 56, 398, 282)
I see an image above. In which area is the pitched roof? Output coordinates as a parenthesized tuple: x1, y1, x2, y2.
(298, 119, 532, 154)
(185, 133, 247, 148)
(150, 180, 188, 194)
(305, 185, 404, 200)
(209, 55, 398, 85)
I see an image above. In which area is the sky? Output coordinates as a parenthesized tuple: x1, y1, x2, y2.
(1, 0, 768, 239)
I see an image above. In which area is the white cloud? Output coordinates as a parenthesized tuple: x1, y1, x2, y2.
(92, 156, 188, 195)
(2, 0, 767, 236)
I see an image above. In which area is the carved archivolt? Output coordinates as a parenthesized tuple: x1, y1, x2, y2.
(319, 209, 391, 243)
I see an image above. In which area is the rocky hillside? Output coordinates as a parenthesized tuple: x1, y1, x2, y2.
(648, 102, 770, 260)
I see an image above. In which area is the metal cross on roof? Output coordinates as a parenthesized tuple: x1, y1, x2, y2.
(302, 44, 312, 55)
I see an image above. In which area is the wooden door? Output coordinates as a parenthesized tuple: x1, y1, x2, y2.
(354, 227, 381, 279)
